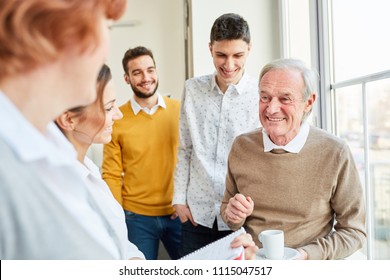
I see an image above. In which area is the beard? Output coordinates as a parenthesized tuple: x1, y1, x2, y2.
(131, 81, 159, 99)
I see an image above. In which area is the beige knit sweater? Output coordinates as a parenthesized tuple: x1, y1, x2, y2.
(221, 127, 366, 259)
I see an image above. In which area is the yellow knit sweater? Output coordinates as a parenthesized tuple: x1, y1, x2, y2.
(102, 97, 180, 216)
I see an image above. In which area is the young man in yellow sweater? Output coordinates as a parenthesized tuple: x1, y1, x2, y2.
(102, 46, 181, 260)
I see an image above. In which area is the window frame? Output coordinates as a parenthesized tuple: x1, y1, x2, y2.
(312, 0, 390, 260)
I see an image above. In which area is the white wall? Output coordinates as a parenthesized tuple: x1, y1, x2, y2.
(191, 0, 280, 79)
(283, 0, 311, 66)
(107, 0, 186, 105)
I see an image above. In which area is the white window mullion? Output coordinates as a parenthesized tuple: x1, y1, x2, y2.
(362, 82, 373, 260)
(279, 0, 291, 58)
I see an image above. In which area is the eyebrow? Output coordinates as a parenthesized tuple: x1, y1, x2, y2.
(260, 89, 294, 95)
(104, 99, 116, 106)
(131, 66, 155, 73)
(215, 51, 245, 55)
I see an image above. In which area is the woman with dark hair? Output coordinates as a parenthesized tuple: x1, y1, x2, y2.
(56, 64, 122, 162)
(56, 64, 145, 260)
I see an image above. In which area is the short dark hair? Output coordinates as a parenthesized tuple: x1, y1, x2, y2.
(122, 46, 155, 74)
(210, 13, 250, 44)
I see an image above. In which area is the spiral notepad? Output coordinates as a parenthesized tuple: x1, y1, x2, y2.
(180, 227, 246, 260)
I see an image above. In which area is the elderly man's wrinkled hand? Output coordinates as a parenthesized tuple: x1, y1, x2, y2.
(226, 193, 254, 224)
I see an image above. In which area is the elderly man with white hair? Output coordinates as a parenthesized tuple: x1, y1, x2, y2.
(221, 58, 366, 260)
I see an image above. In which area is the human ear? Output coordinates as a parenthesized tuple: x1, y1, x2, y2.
(209, 43, 213, 56)
(124, 73, 130, 84)
(247, 42, 252, 52)
(55, 112, 77, 131)
(304, 93, 317, 113)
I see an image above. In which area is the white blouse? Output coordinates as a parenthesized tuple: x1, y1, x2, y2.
(76, 157, 145, 260)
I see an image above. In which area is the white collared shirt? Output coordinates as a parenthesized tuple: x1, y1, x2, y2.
(0, 90, 128, 259)
(75, 157, 145, 260)
(262, 122, 310, 153)
(130, 93, 166, 115)
(173, 72, 260, 230)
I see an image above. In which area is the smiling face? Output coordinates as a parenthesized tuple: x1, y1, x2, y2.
(209, 39, 251, 92)
(259, 68, 315, 146)
(124, 54, 158, 99)
(91, 80, 123, 144)
(67, 79, 122, 146)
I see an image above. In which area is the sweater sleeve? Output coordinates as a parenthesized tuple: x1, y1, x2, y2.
(221, 139, 246, 230)
(300, 144, 367, 259)
(102, 128, 124, 206)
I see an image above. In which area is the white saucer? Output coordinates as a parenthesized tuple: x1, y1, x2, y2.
(255, 247, 300, 260)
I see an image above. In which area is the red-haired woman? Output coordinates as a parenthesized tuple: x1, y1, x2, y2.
(0, 0, 129, 259)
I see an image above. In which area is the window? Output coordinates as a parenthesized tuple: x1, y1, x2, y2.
(322, 0, 390, 259)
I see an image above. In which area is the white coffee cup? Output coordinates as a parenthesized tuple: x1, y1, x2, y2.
(258, 229, 284, 259)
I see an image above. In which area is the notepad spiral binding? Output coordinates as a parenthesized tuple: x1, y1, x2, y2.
(180, 227, 246, 260)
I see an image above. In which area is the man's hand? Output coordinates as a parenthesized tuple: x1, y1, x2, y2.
(231, 233, 259, 260)
(296, 248, 308, 260)
(173, 204, 197, 226)
(225, 193, 254, 224)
